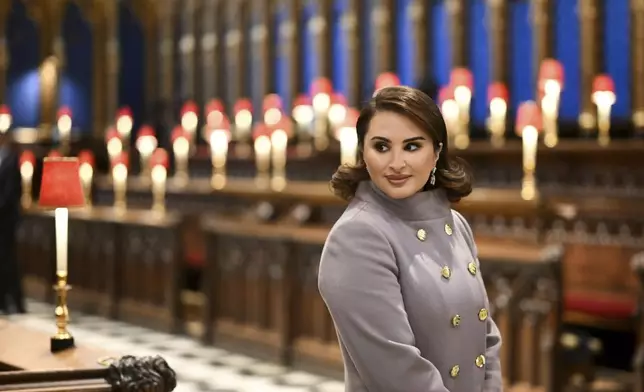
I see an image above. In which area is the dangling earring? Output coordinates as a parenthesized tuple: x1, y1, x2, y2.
(430, 167, 437, 186)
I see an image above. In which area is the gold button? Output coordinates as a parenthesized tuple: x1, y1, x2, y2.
(416, 229, 427, 241)
(451, 315, 461, 327)
(444, 223, 453, 235)
(450, 365, 460, 378)
(441, 266, 451, 279)
(475, 354, 486, 368)
(478, 308, 488, 321)
(467, 262, 477, 275)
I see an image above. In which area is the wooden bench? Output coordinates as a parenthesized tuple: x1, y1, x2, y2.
(0, 320, 177, 391)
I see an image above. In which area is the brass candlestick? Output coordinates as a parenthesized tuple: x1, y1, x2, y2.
(51, 271, 74, 352)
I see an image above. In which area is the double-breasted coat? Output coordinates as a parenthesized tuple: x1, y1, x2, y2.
(318, 181, 502, 392)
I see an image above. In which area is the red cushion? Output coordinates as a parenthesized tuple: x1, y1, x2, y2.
(565, 292, 636, 319)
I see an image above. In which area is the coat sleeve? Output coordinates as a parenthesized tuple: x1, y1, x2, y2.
(318, 218, 449, 392)
(452, 211, 503, 391)
(0, 151, 20, 211)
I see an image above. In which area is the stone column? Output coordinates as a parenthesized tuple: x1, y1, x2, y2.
(578, 0, 601, 133)
(179, 0, 197, 101)
(446, 0, 467, 68)
(201, 0, 222, 104)
(249, 0, 271, 108)
(632, 0, 644, 133)
(408, 0, 427, 83)
(224, 0, 245, 112)
(531, 0, 552, 83)
(279, 0, 300, 101)
(488, 0, 509, 85)
(158, 0, 176, 118)
(371, 0, 393, 74)
(342, 0, 360, 105)
(105, 0, 119, 127)
(131, 0, 159, 120)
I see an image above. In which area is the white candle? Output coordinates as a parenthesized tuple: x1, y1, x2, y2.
(54, 207, 69, 275)
(521, 125, 539, 173)
(254, 135, 272, 173)
(339, 126, 358, 166)
(210, 130, 229, 170)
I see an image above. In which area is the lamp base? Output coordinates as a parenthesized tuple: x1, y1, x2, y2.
(51, 335, 75, 353)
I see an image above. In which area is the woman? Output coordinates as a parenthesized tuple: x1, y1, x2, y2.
(318, 86, 502, 391)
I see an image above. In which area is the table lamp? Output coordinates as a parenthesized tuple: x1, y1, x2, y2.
(450, 67, 473, 149)
(373, 72, 400, 96)
(181, 100, 199, 146)
(439, 85, 460, 144)
(19, 150, 36, 209)
(487, 82, 509, 147)
(336, 107, 359, 166)
(56, 107, 73, 155)
(328, 93, 348, 133)
(310, 77, 333, 151)
(538, 59, 564, 147)
(270, 118, 292, 191)
(111, 152, 129, 210)
(0, 104, 12, 133)
(105, 127, 122, 164)
(77, 149, 95, 207)
(150, 148, 169, 212)
(135, 125, 157, 178)
(209, 117, 231, 190)
(115, 107, 133, 150)
(253, 123, 272, 188)
(515, 101, 543, 201)
(38, 157, 86, 352)
(171, 126, 190, 183)
(592, 74, 616, 147)
(292, 94, 314, 156)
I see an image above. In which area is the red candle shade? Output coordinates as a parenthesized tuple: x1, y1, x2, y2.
(57, 106, 72, 120)
(488, 82, 509, 103)
(252, 123, 271, 140)
(78, 150, 95, 167)
(208, 116, 232, 143)
(38, 158, 86, 208)
(137, 125, 155, 139)
(375, 72, 401, 91)
(310, 77, 333, 97)
(117, 106, 132, 119)
(105, 127, 120, 142)
(538, 58, 564, 94)
(181, 100, 198, 117)
(450, 68, 474, 90)
(293, 94, 312, 108)
(205, 99, 225, 114)
(0, 104, 10, 115)
(593, 74, 615, 94)
(234, 98, 253, 114)
(20, 150, 36, 167)
(150, 148, 169, 169)
(515, 101, 543, 136)
(171, 126, 188, 143)
(111, 151, 129, 169)
(48, 150, 63, 158)
(438, 85, 455, 104)
(272, 117, 294, 138)
(263, 94, 283, 112)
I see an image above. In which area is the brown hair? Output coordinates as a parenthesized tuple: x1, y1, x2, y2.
(330, 86, 473, 202)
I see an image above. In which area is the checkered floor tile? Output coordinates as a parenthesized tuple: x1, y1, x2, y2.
(3, 300, 345, 392)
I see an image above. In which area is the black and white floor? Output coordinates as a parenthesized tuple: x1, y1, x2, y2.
(5, 300, 345, 392)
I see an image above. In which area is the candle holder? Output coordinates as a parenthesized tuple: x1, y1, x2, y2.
(19, 151, 35, 209)
(538, 59, 564, 147)
(115, 107, 133, 150)
(51, 270, 74, 352)
(135, 126, 157, 179)
(57, 107, 73, 155)
(209, 126, 231, 190)
(270, 124, 290, 191)
(78, 150, 94, 207)
(487, 82, 508, 147)
(516, 101, 543, 201)
(171, 126, 190, 184)
(233, 98, 253, 157)
(38, 157, 86, 353)
(592, 74, 616, 147)
(111, 153, 129, 211)
(310, 78, 333, 151)
(292, 95, 314, 157)
(181, 101, 199, 149)
(253, 124, 272, 188)
(150, 149, 169, 213)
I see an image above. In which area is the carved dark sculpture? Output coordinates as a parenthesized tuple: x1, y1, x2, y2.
(105, 355, 177, 392)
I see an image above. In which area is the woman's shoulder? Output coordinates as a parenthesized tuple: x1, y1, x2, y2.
(329, 199, 392, 242)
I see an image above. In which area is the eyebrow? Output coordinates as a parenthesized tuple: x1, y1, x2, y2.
(370, 136, 427, 143)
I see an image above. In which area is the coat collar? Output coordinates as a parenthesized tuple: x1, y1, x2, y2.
(354, 180, 451, 222)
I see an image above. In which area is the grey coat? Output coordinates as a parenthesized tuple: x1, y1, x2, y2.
(318, 181, 502, 392)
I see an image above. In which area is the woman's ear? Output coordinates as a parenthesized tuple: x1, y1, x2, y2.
(434, 142, 443, 164)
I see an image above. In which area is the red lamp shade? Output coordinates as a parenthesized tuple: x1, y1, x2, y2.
(293, 94, 312, 108)
(0, 104, 10, 115)
(57, 106, 72, 120)
(450, 68, 474, 89)
(593, 74, 615, 94)
(515, 101, 543, 136)
(38, 158, 86, 208)
(137, 125, 155, 139)
(78, 150, 95, 167)
(252, 123, 271, 140)
(234, 98, 253, 114)
(111, 152, 129, 169)
(375, 72, 401, 91)
(438, 85, 455, 104)
(205, 99, 225, 114)
(310, 77, 333, 97)
(171, 126, 188, 142)
(538, 58, 564, 91)
(117, 106, 132, 119)
(48, 150, 63, 158)
(263, 94, 283, 112)
(105, 127, 119, 142)
(488, 82, 509, 103)
(20, 150, 36, 167)
(150, 148, 170, 169)
(181, 100, 198, 116)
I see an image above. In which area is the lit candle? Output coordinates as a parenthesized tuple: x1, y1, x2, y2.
(253, 124, 272, 186)
(77, 149, 94, 206)
(209, 121, 231, 189)
(515, 101, 543, 201)
(171, 126, 190, 182)
(111, 152, 129, 210)
(310, 77, 333, 151)
(19, 150, 35, 208)
(115, 107, 133, 148)
(135, 125, 157, 178)
(592, 74, 616, 147)
(487, 82, 508, 147)
(292, 94, 314, 156)
(150, 148, 169, 212)
(181, 100, 199, 145)
(439, 85, 460, 144)
(0, 105, 12, 133)
(337, 107, 359, 166)
(450, 67, 473, 149)
(538, 59, 564, 148)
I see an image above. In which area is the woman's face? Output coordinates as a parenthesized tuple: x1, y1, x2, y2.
(363, 111, 438, 199)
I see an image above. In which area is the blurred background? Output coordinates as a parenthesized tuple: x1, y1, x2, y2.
(0, 0, 644, 391)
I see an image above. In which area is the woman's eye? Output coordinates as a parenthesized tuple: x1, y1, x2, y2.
(374, 143, 389, 152)
(405, 143, 420, 151)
